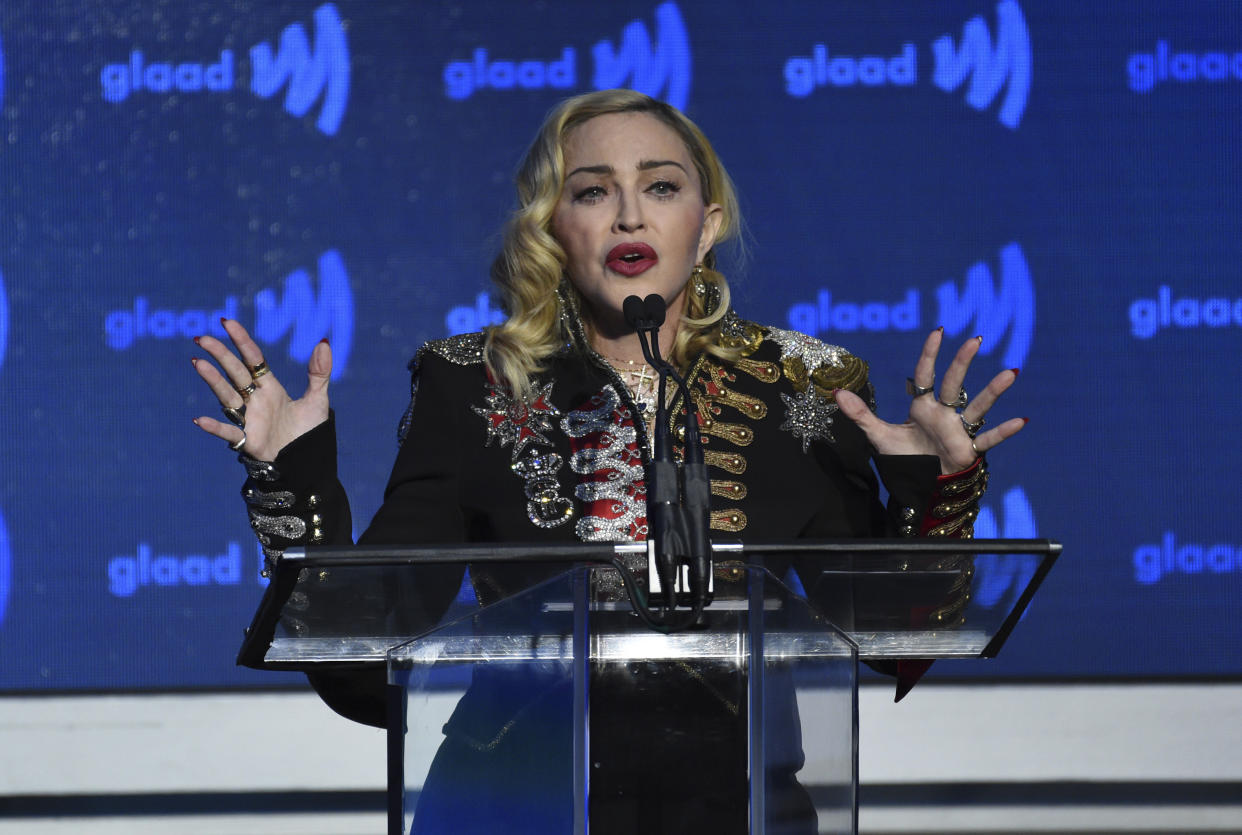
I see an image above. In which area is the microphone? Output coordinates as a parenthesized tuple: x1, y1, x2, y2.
(622, 295, 712, 617)
(623, 295, 680, 610)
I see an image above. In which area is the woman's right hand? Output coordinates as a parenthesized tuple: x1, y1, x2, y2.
(191, 319, 331, 462)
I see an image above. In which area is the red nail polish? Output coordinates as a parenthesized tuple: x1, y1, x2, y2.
(1021, 417, 1030, 425)
(1010, 367, 1021, 376)
(192, 418, 200, 426)
(319, 337, 330, 345)
(975, 335, 983, 342)
(936, 326, 944, 333)
(219, 317, 228, 326)
(193, 336, 202, 345)
(190, 357, 198, 366)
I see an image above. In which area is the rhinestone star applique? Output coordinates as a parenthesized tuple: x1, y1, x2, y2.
(765, 327, 847, 372)
(779, 388, 838, 452)
(473, 380, 560, 461)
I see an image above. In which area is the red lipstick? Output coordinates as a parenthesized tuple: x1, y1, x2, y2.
(606, 242, 658, 277)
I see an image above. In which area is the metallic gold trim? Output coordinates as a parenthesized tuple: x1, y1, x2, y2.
(733, 357, 780, 384)
(710, 508, 748, 533)
(703, 450, 747, 475)
(710, 479, 748, 500)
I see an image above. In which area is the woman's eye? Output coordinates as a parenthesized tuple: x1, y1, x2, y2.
(648, 180, 681, 197)
(573, 186, 606, 202)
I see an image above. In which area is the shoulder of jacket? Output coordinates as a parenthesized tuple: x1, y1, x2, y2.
(753, 323, 870, 396)
(410, 332, 487, 371)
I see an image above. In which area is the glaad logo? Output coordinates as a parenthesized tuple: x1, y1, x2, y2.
(1128, 285, 1242, 339)
(0, 507, 9, 628)
(446, 292, 505, 336)
(107, 541, 273, 597)
(973, 486, 1038, 612)
(1128, 42, 1242, 93)
(786, 242, 1034, 369)
(444, 2, 691, 109)
(1134, 532, 1242, 585)
(99, 3, 349, 136)
(784, 0, 1030, 129)
(103, 249, 353, 381)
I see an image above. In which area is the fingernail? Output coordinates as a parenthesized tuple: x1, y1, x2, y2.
(319, 337, 330, 345)
(936, 326, 944, 333)
(1010, 367, 1021, 377)
(219, 317, 228, 326)
(975, 335, 983, 342)
(1021, 417, 1030, 425)
(192, 418, 200, 426)
(190, 357, 198, 366)
(193, 336, 202, 345)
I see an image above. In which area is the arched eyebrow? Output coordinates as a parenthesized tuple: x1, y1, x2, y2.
(565, 159, 689, 179)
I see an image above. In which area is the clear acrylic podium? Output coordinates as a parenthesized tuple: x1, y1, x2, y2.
(238, 539, 1060, 834)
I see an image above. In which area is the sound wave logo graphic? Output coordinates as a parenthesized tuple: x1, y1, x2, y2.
(973, 486, 1038, 614)
(936, 242, 1034, 370)
(592, 2, 691, 110)
(250, 2, 350, 136)
(254, 249, 353, 380)
(931, 0, 1031, 129)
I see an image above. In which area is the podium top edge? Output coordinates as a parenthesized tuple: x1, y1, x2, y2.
(279, 539, 1061, 566)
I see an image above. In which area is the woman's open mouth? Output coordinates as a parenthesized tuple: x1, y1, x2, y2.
(606, 242, 658, 277)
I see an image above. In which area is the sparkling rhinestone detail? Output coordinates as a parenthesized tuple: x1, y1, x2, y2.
(511, 450, 574, 528)
(238, 454, 280, 482)
(779, 388, 838, 452)
(563, 386, 648, 543)
(473, 379, 560, 462)
(249, 512, 307, 540)
(241, 487, 296, 510)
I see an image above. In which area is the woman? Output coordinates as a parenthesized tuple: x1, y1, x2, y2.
(193, 89, 1022, 832)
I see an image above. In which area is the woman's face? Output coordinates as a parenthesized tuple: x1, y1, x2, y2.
(551, 111, 722, 337)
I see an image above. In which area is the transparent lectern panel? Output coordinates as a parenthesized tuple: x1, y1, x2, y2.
(388, 565, 858, 834)
(795, 549, 1039, 658)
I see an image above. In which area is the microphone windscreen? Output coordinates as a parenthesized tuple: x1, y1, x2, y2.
(643, 294, 667, 327)
(623, 295, 647, 331)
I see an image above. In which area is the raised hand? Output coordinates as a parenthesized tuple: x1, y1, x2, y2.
(834, 328, 1025, 474)
(191, 319, 331, 462)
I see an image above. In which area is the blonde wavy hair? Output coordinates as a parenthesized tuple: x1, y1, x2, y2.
(484, 89, 743, 400)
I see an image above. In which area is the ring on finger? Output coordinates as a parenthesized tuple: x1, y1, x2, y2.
(249, 361, 270, 380)
(905, 377, 935, 397)
(222, 403, 246, 428)
(970, 439, 982, 457)
(235, 381, 257, 400)
(959, 414, 984, 437)
(939, 387, 967, 409)
(228, 430, 247, 451)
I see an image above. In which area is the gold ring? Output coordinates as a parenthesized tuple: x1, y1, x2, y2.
(235, 382, 257, 400)
(250, 361, 270, 380)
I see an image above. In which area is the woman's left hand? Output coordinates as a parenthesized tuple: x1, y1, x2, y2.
(834, 328, 1026, 474)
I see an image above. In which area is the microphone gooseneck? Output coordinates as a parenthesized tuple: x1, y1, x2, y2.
(618, 294, 713, 629)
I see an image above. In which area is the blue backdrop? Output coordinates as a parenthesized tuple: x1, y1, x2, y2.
(0, 0, 1238, 690)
